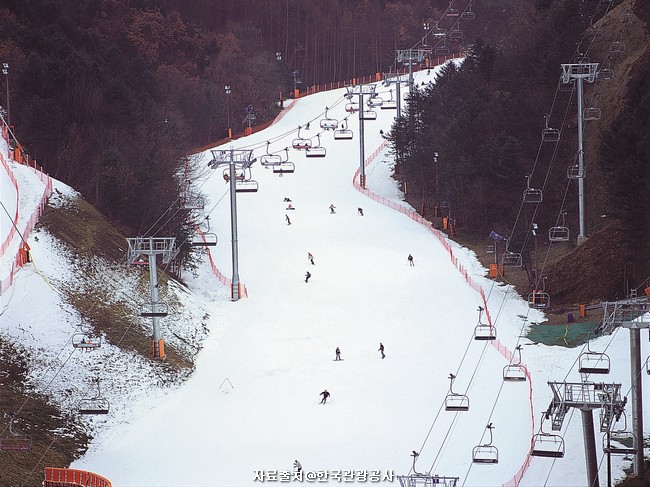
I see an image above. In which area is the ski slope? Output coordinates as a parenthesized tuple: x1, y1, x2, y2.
(1, 62, 647, 486)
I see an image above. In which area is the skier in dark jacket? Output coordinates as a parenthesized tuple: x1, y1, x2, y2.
(305, 271, 311, 283)
(335, 347, 341, 360)
(319, 389, 330, 404)
(378, 342, 385, 359)
(408, 254, 414, 266)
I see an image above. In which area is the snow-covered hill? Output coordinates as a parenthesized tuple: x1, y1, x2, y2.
(1, 63, 648, 487)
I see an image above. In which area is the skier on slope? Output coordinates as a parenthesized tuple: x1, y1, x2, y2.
(305, 271, 311, 283)
(378, 342, 385, 359)
(335, 347, 342, 361)
(329, 204, 336, 214)
(319, 389, 330, 404)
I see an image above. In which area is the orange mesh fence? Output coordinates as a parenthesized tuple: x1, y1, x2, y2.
(354, 142, 534, 487)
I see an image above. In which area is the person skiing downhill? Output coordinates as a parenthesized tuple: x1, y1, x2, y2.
(329, 204, 336, 214)
(335, 347, 341, 361)
(378, 342, 385, 359)
(308, 252, 315, 265)
(294, 460, 302, 473)
(305, 271, 311, 283)
(408, 254, 414, 266)
(358, 207, 364, 216)
(286, 214, 291, 225)
(319, 389, 330, 404)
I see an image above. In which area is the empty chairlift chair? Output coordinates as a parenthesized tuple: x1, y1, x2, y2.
(528, 289, 550, 309)
(433, 22, 447, 39)
(191, 232, 217, 247)
(548, 210, 570, 242)
(501, 239, 523, 269)
(273, 149, 296, 174)
(444, 373, 469, 412)
(448, 24, 464, 39)
(603, 412, 637, 455)
(435, 39, 450, 56)
(609, 39, 625, 54)
(578, 339, 611, 375)
(140, 302, 169, 318)
(319, 107, 338, 131)
(334, 119, 354, 140)
(0, 415, 33, 452)
(474, 306, 496, 341)
(446, 1, 459, 16)
(382, 90, 397, 110)
(503, 345, 527, 382)
(77, 379, 110, 415)
(360, 108, 377, 121)
(542, 114, 560, 143)
(523, 175, 543, 204)
(472, 424, 499, 464)
(235, 178, 259, 193)
(530, 414, 565, 458)
(583, 107, 601, 121)
(461, 4, 476, 21)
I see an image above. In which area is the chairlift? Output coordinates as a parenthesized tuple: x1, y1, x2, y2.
(334, 119, 353, 140)
(603, 412, 637, 455)
(445, 373, 469, 411)
(446, 2, 459, 17)
(191, 232, 217, 247)
(72, 333, 101, 350)
(472, 424, 498, 464)
(181, 193, 205, 210)
(382, 90, 397, 110)
(578, 340, 611, 374)
(503, 345, 527, 382)
(567, 164, 584, 179)
(528, 290, 550, 309)
(320, 107, 338, 131)
(223, 168, 246, 182)
(306, 134, 327, 158)
(474, 306, 496, 341)
(598, 59, 614, 81)
(549, 210, 570, 242)
(360, 110, 377, 121)
(235, 179, 259, 193)
(0, 415, 32, 452)
(272, 148, 295, 173)
(435, 40, 450, 56)
(609, 40, 624, 53)
(501, 251, 522, 269)
(559, 78, 575, 92)
(531, 414, 565, 458)
(292, 125, 312, 150)
(140, 302, 169, 318)
(461, 5, 476, 20)
(646, 356, 650, 375)
(367, 97, 384, 109)
(345, 102, 360, 113)
(260, 141, 283, 166)
(583, 107, 601, 121)
(433, 23, 447, 38)
(523, 175, 543, 204)
(542, 115, 560, 143)
(448, 25, 464, 39)
(77, 379, 110, 415)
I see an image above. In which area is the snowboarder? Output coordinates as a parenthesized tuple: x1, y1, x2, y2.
(286, 214, 291, 225)
(329, 204, 336, 214)
(305, 271, 311, 283)
(358, 207, 364, 216)
(335, 347, 341, 361)
(283, 197, 292, 202)
(294, 460, 302, 473)
(319, 389, 330, 404)
(308, 252, 315, 265)
(378, 342, 385, 359)
(408, 254, 414, 266)
(287, 203, 295, 210)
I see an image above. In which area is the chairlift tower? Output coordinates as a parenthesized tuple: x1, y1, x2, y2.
(597, 292, 649, 478)
(209, 148, 256, 300)
(126, 237, 176, 359)
(397, 49, 425, 90)
(383, 73, 407, 118)
(346, 84, 376, 188)
(545, 381, 626, 487)
(560, 63, 598, 244)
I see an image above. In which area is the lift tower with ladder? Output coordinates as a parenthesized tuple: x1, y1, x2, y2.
(560, 62, 598, 244)
(209, 148, 257, 300)
(543, 381, 627, 487)
(596, 291, 649, 479)
(126, 236, 176, 359)
(345, 84, 377, 189)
